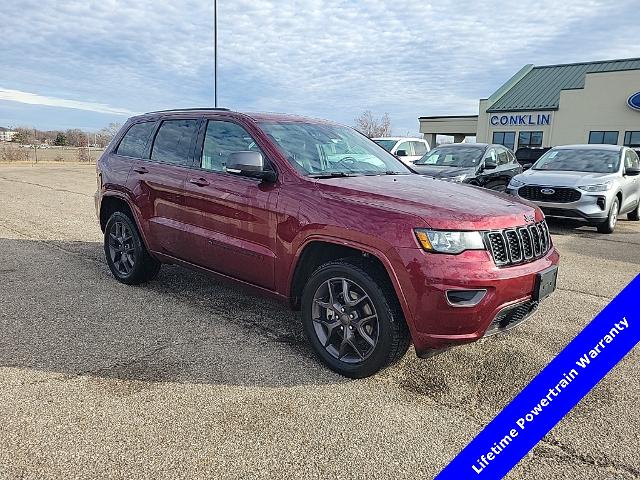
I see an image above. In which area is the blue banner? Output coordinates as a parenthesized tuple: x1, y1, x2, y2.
(436, 274, 640, 480)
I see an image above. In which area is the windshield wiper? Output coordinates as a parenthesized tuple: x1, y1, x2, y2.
(309, 172, 355, 178)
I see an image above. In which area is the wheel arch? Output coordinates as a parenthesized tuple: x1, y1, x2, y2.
(99, 193, 153, 254)
(287, 238, 415, 336)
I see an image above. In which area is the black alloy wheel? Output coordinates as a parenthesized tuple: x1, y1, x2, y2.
(311, 277, 379, 363)
(301, 260, 410, 378)
(104, 211, 161, 284)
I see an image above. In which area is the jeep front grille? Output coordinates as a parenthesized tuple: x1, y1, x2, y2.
(485, 221, 551, 267)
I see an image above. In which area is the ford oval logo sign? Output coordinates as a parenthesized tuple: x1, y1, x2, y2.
(540, 188, 555, 195)
(628, 91, 640, 111)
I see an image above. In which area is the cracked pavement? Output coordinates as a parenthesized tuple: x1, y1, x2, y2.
(0, 163, 638, 479)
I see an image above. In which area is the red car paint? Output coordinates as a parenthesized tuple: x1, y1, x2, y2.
(96, 110, 559, 357)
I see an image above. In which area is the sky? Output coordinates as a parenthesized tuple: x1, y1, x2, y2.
(1, 0, 639, 134)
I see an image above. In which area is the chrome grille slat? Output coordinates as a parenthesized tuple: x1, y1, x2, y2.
(485, 220, 551, 267)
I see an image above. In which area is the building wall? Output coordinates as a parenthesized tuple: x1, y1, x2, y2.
(550, 69, 640, 146)
(478, 102, 554, 147)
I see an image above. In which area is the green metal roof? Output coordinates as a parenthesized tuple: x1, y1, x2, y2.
(487, 58, 640, 112)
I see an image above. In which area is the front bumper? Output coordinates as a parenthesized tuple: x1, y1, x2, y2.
(392, 246, 560, 356)
(506, 187, 614, 223)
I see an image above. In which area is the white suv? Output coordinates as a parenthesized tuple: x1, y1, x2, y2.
(373, 137, 430, 165)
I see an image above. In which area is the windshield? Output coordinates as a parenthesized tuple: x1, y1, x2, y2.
(414, 146, 484, 168)
(532, 149, 621, 173)
(258, 122, 410, 176)
(373, 139, 398, 152)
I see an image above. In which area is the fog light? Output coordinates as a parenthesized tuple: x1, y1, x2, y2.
(597, 197, 606, 210)
(446, 289, 487, 307)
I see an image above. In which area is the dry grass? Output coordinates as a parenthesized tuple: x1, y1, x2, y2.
(0, 143, 104, 163)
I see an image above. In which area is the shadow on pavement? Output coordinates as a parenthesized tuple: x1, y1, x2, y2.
(0, 237, 345, 388)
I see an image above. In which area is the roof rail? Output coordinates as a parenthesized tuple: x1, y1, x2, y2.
(144, 107, 231, 114)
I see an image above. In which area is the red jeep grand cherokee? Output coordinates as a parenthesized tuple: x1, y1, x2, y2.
(96, 109, 559, 378)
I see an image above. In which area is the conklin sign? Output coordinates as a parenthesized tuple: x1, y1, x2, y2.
(490, 113, 552, 126)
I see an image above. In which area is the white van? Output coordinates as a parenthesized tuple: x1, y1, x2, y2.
(372, 137, 430, 165)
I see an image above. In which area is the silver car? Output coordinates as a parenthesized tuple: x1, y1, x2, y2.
(507, 145, 640, 233)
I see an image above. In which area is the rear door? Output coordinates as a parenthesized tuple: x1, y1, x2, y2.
(127, 117, 200, 257)
(181, 118, 280, 289)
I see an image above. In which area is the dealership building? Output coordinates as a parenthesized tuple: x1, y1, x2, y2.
(419, 58, 640, 151)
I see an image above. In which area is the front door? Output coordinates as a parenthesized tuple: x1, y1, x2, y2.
(181, 119, 280, 290)
(621, 149, 640, 213)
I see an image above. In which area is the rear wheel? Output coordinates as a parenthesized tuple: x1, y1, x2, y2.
(597, 198, 619, 234)
(104, 211, 161, 284)
(301, 259, 410, 378)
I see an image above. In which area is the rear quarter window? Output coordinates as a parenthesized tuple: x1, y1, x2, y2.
(116, 122, 155, 158)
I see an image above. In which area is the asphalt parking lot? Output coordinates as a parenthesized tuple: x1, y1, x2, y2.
(0, 163, 638, 480)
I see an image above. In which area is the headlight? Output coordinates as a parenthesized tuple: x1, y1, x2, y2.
(443, 174, 467, 183)
(414, 229, 485, 254)
(578, 181, 613, 192)
(508, 178, 525, 188)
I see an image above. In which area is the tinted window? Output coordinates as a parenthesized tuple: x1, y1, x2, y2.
(201, 121, 265, 172)
(116, 122, 155, 158)
(533, 149, 621, 173)
(518, 131, 543, 148)
(150, 119, 199, 165)
(624, 150, 639, 169)
(373, 139, 398, 152)
(396, 141, 413, 155)
(624, 131, 640, 148)
(415, 146, 484, 167)
(588, 131, 618, 145)
(492, 131, 515, 150)
(496, 147, 509, 165)
(412, 141, 428, 156)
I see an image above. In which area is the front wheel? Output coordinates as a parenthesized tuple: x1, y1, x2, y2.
(597, 198, 619, 234)
(301, 260, 410, 378)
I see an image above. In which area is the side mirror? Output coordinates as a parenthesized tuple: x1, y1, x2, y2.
(484, 159, 497, 170)
(396, 149, 408, 157)
(522, 163, 533, 170)
(226, 151, 276, 182)
(625, 167, 640, 176)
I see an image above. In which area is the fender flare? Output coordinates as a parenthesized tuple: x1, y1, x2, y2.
(287, 234, 416, 335)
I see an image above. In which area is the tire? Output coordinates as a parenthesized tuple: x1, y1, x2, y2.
(301, 259, 410, 378)
(104, 211, 161, 284)
(597, 197, 619, 234)
(628, 202, 639, 221)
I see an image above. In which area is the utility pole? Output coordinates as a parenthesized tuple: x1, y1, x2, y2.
(214, 0, 218, 107)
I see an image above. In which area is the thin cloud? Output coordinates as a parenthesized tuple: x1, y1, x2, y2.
(0, 88, 134, 116)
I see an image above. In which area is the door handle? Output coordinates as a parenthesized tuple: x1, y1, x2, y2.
(189, 177, 210, 187)
(133, 166, 148, 174)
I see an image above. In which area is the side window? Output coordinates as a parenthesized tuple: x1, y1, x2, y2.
(201, 120, 266, 172)
(496, 147, 509, 166)
(396, 141, 413, 156)
(116, 122, 155, 158)
(625, 150, 640, 169)
(412, 141, 428, 156)
(485, 148, 497, 163)
(150, 119, 199, 165)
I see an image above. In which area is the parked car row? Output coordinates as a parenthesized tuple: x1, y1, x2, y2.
(96, 109, 559, 378)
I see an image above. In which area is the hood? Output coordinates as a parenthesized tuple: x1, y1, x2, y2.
(313, 174, 541, 230)
(411, 165, 475, 179)
(517, 169, 616, 187)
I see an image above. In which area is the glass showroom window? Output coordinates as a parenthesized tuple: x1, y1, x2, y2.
(588, 131, 618, 145)
(624, 131, 640, 148)
(492, 131, 516, 150)
(517, 131, 543, 148)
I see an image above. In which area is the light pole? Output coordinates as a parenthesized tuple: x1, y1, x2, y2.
(214, 0, 218, 107)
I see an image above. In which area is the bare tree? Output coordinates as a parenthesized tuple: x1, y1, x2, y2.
(354, 111, 392, 138)
(96, 122, 122, 147)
